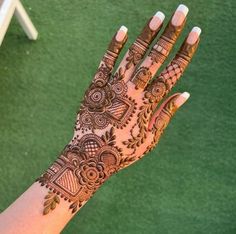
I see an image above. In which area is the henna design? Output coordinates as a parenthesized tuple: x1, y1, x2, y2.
(123, 96, 153, 154)
(149, 17, 186, 66)
(131, 66, 152, 89)
(37, 13, 200, 217)
(162, 17, 186, 44)
(126, 41, 147, 70)
(43, 191, 60, 215)
(37, 128, 124, 214)
(125, 16, 160, 70)
(149, 38, 172, 65)
(123, 76, 168, 154)
(125, 64, 182, 151)
(77, 66, 136, 131)
(150, 62, 183, 94)
(148, 96, 178, 153)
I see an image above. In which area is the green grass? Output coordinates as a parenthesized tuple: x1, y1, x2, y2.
(0, 0, 236, 233)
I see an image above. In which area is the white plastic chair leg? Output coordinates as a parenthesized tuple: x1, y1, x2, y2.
(0, 0, 16, 45)
(14, 0, 38, 40)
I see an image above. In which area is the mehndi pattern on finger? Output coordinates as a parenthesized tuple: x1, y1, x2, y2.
(125, 13, 163, 70)
(149, 5, 188, 66)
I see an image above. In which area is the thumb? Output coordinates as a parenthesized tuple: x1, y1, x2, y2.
(148, 92, 190, 145)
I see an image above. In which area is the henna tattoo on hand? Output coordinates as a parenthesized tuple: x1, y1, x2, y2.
(37, 9, 200, 216)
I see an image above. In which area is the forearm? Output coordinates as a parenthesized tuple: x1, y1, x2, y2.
(0, 182, 78, 234)
(0, 139, 108, 234)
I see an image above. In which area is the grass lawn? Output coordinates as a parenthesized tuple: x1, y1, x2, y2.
(0, 0, 235, 233)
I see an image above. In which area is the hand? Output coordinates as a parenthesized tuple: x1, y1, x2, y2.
(38, 4, 201, 214)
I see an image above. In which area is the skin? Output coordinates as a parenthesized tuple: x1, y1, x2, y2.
(0, 5, 201, 234)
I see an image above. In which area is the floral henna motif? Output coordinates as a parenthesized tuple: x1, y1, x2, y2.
(76, 64, 137, 131)
(78, 81, 136, 130)
(37, 128, 124, 214)
(123, 77, 168, 154)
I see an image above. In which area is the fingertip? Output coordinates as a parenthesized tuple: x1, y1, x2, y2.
(172, 4, 189, 26)
(176, 4, 189, 16)
(186, 26, 201, 44)
(116, 25, 128, 42)
(119, 25, 128, 33)
(181, 91, 190, 99)
(155, 11, 165, 22)
(149, 11, 165, 30)
(192, 26, 202, 36)
(174, 92, 190, 108)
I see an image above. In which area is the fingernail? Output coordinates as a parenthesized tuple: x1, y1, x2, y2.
(171, 4, 189, 26)
(116, 25, 128, 42)
(174, 92, 190, 108)
(149, 11, 165, 30)
(186, 26, 201, 44)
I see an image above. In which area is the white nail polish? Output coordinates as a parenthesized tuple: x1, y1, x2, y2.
(176, 4, 189, 16)
(172, 4, 189, 26)
(187, 26, 201, 44)
(181, 92, 190, 100)
(116, 26, 128, 42)
(155, 11, 165, 22)
(174, 92, 190, 108)
(119, 25, 128, 33)
(192, 26, 202, 36)
(149, 11, 165, 30)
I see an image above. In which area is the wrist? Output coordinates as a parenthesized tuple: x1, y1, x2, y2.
(37, 130, 122, 214)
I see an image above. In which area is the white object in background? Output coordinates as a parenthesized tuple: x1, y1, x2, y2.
(0, 0, 38, 45)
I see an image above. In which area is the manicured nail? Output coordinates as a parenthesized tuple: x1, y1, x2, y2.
(171, 4, 189, 26)
(149, 11, 165, 30)
(174, 92, 190, 108)
(116, 25, 128, 42)
(186, 26, 201, 44)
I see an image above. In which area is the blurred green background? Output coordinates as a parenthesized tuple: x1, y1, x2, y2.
(0, 0, 236, 233)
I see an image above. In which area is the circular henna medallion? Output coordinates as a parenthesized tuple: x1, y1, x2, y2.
(88, 88, 106, 105)
(151, 81, 166, 98)
(112, 81, 127, 95)
(94, 114, 109, 129)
